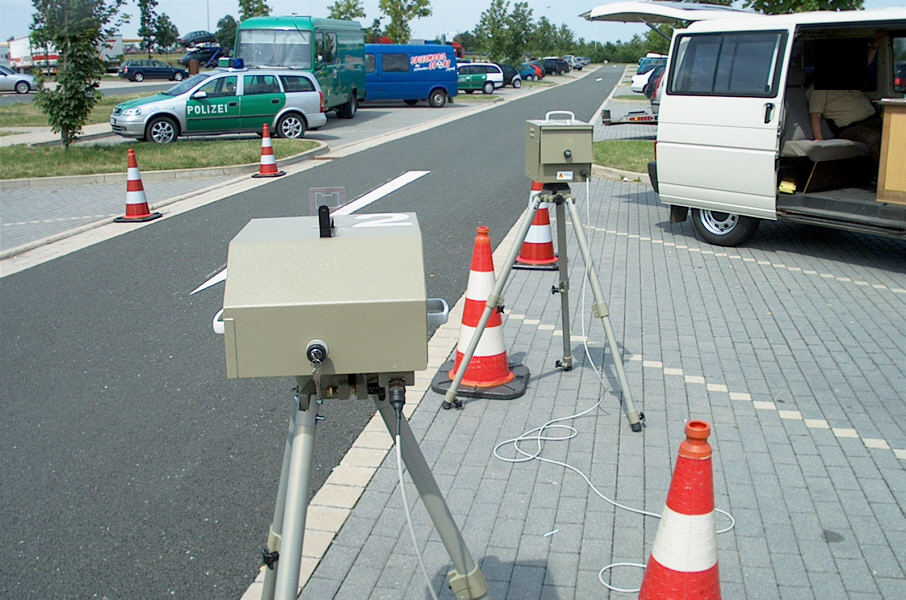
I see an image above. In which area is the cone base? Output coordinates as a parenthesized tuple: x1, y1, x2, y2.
(114, 212, 162, 223)
(430, 360, 529, 400)
(252, 170, 286, 178)
(514, 257, 559, 270)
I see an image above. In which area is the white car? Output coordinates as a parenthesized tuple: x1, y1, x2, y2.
(631, 68, 657, 93)
(0, 65, 36, 94)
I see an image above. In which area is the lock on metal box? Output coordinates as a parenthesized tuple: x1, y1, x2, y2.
(525, 111, 593, 184)
(221, 213, 430, 383)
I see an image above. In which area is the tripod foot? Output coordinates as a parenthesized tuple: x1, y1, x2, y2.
(442, 399, 464, 410)
(631, 421, 642, 432)
(555, 359, 573, 371)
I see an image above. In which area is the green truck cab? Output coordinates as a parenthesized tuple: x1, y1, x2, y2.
(234, 16, 365, 118)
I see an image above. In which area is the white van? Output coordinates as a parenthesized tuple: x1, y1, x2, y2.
(584, 3, 906, 245)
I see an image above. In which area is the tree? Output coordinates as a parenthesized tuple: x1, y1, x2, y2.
(328, 0, 365, 20)
(505, 2, 533, 63)
(364, 18, 384, 43)
(238, 0, 270, 22)
(31, 0, 126, 150)
(378, 0, 431, 44)
(216, 14, 238, 50)
(154, 13, 178, 51)
(474, 0, 509, 61)
(137, 0, 158, 57)
(743, 0, 861, 14)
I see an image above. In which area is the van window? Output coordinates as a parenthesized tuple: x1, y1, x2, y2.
(316, 32, 337, 64)
(670, 31, 786, 97)
(382, 53, 410, 72)
(893, 36, 906, 91)
(236, 29, 312, 69)
(365, 53, 376, 73)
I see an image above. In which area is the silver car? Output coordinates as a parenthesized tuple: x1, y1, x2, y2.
(109, 68, 327, 144)
(0, 65, 36, 94)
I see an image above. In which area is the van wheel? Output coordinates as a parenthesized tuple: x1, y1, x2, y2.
(482, 81, 494, 95)
(428, 89, 446, 108)
(404, 99, 418, 105)
(690, 208, 760, 246)
(339, 94, 357, 119)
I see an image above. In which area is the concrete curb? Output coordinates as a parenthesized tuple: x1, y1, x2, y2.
(0, 142, 329, 191)
(592, 163, 650, 185)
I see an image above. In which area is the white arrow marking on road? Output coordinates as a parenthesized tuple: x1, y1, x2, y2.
(189, 170, 431, 294)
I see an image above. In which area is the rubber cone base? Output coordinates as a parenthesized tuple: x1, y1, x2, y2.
(431, 359, 529, 401)
(114, 212, 162, 223)
(252, 170, 285, 178)
(513, 258, 559, 271)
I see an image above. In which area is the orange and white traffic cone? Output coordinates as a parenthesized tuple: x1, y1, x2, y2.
(640, 420, 721, 600)
(515, 181, 558, 269)
(251, 123, 285, 178)
(431, 226, 529, 402)
(114, 148, 161, 223)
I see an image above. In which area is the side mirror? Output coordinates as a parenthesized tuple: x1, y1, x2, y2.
(193, 90, 207, 99)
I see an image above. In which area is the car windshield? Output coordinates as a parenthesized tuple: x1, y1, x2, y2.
(236, 29, 312, 69)
(163, 73, 210, 96)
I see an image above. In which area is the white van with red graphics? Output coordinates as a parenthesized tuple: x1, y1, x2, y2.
(584, 3, 906, 246)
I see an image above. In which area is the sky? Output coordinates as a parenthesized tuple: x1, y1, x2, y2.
(2, 0, 903, 47)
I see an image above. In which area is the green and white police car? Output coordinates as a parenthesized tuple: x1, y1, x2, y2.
(110, 68, 327, 144)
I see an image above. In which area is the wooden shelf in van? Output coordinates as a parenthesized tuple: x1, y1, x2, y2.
(877, 99, 906, 205)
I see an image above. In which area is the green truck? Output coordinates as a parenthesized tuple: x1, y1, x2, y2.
(234, 16, 365, 118)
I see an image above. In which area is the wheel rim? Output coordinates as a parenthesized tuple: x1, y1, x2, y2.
(16, 82, 28, 93)
(698, 210, 738, 236)
(174, 73, 183, 81)
(150, 120, 175, 143)
(348, 97, 356, 116)
(280, 116, 303, 138)
(135, 73, 143, 81)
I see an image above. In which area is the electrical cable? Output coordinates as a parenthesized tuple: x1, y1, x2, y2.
(494, 184, 734, 593)
(394, 405, 440, 600)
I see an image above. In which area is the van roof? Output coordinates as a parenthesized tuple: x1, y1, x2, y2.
(683, 7, 906, 32)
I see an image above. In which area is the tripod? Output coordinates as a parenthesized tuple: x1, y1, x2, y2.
(260, 379, 488, 600)
(443, 182, 643, 432)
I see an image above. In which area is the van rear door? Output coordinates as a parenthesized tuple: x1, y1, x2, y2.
(658, 29, 789, 218)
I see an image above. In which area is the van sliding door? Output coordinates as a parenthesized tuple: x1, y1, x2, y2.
(658, 30, 789, 219)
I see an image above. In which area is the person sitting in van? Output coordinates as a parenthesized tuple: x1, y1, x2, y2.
(807, 34, 884, 165)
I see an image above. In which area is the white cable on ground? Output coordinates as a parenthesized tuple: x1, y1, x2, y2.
(496, 187, 734, 593)
(396, 433, 439, 600)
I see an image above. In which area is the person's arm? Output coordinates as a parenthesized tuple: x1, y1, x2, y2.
(810, 112, 825, 141)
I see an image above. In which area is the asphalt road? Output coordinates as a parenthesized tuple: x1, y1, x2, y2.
(0, 81, 173, 106)
(0, 66, 622, 599)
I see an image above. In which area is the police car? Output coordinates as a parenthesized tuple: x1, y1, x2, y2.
(109, 68, 327, 144)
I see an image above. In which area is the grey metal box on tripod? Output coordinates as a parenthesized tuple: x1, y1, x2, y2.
(525, 112, 593, 184)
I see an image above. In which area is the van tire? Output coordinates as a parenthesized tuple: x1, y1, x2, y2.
(339, 93, 357, 119)
(690, 208, 760, 246)
(428, 89, 447, 108)
(482, 81, 494, 95)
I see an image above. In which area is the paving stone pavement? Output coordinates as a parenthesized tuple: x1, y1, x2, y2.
(283, 176, 905, 600)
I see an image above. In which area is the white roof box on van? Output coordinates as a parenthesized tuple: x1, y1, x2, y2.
(580, 1, 754, 24)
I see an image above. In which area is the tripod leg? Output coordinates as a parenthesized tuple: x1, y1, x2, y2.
(563, 197, 643, 432)
(443, 199, 540, 409)
(554, 199, 573, 370)
(374, 397, 488, 599)
(261, 411, 296, 600)
(269, 393, 319, 600)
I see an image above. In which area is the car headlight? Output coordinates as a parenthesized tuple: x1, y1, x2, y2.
(121, 107, 142, 117)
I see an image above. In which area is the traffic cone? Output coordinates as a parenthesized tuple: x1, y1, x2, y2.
(114, 148, 161, 223)
(251, 123, 285, 178)
(431, 226, 529, 401)
(640, 420, 721, 600)
(515, 181, 558, 270)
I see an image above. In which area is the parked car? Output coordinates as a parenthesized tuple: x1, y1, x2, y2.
(178, 46, 222, 68)
(0, 64, 35, 93)
(498, 64, 522, 88)
(519, 62, 541, 80)
(576, 56, 591, 66)
(456, 62, 503, 94)
(636, 54, 667, 75)
(562, 55, 583, 70)
(642, 65, 665, 99)
(540, 57, 569, 75)
(631, 65, 662, 93)
(110, 68, 327, 143)
(118, 59, 189, 82)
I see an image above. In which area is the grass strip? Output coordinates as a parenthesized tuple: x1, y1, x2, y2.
(593, 140, 654, 174)
(0, 93, 149, 128)
(0, 138, 318, 179)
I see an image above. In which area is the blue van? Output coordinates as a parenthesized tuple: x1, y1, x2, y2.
(364, 44, 457, 107)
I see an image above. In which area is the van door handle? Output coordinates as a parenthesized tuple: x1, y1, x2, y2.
(764, 103, 775, 123)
